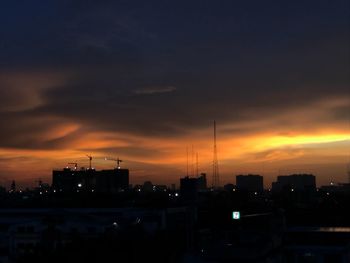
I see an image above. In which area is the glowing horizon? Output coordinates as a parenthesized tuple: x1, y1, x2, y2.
(0, 125, 349, 188)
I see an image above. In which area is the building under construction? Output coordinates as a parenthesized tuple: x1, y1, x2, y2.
(52, 164, 129, 194)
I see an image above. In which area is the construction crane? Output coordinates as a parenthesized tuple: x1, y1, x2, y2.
(105, 157, 123, 169)
(86, 155, 92, 169)
(68, 162, 78, 170)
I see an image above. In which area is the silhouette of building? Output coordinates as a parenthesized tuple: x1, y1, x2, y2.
(0, 185, 6, 195)
(284, 227, 350, 262)
(197, 173, 207, 190)
(0, 207, 197, 262)
(272, 174, 316, 192)
(142, 181, 153, 192)
(224, 183, 235, 192)
(52, 167, 129, 193)
(236, 174, 263, 192)
(320, 182, 350, 193)
(96, 169, 129, 193)
(180, 174, 207, 200)
(180, 177, 197, 200)
(154, 185, 167, 192)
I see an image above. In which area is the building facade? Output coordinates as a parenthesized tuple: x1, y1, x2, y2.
(236, 174, 263, 192)
(52, 168, 129, 193)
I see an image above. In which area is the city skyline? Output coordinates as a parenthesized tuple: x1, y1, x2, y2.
(0, 1, 349, 187)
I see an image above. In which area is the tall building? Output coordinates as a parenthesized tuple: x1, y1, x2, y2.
(96, 169, 129, 193)
(180, 174, 207, 200)
(272, 174, 316, 192)
(236, 174, 263, 192)
(142, 181, 153, 192)
(52, 167, 129, 193)
(197, 173, 207, 190)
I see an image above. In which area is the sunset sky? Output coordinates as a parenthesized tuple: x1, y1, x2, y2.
(0, 0, 349, 188)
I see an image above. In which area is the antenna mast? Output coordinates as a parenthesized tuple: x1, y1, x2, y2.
(86, 155, 92, 169)
(348, 163, 350, 184)
(186, 147, 189, 177)
(196, 152, 199, 177)
(347, 117, 350, 183)
(191, 144, 194, 177)
(212, 120, 220, 188)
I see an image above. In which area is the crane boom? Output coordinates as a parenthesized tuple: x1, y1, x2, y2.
(104, 157, 123, 169)
(68, 162, 78, 170)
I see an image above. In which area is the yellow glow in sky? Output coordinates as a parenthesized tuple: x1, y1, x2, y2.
(253, 133, 350, 151)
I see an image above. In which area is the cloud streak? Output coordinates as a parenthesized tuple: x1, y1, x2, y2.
(133, 86, 177, 95)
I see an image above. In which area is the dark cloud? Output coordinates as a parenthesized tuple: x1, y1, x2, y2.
(133, 86, 177, 95)
(0, 110, 80, 150)
(31, 62, 348, 140)
(81, 146, 167, 159)
(0, 0, 348, 151)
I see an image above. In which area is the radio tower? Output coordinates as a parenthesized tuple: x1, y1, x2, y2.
(347, 115, 350, 183)
(347, 149, 350, 183)
(212, 120, 220, 188)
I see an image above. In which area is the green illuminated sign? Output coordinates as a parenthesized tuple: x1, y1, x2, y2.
(232, 211, 240, 220)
